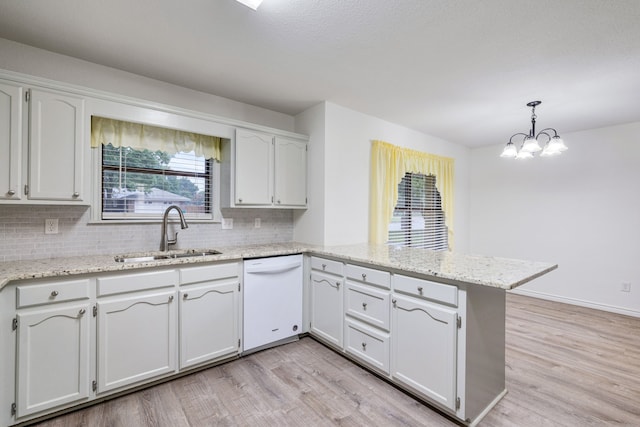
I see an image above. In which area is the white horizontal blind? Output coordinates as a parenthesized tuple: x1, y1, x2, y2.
(388, 173, 448, 250)
(101, 144, 214, 220)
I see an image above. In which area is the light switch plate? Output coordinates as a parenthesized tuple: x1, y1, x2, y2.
(222, 218, 233, 230)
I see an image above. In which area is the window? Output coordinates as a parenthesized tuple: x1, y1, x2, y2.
(92, 116, 221, 222)
(101, 144, 214, 220)
(388, 173, 448, 250)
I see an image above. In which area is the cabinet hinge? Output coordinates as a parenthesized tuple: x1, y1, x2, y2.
(456, 397, 461, 410)
(11, 317, 17, 331)
(93, 305, 97, 317)
(457, 316, 462, 329)
(11, 402, 16, 416)
(25, 90, 30, 103)
(24, 184, 29, 196)
(92, 380, 97, 392)
(238, 283, 241, 292)
(271, 196, 274, 203)
(238, 338, 241, 348)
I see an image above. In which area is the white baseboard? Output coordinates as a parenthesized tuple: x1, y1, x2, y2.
(510, 288, 640, 318)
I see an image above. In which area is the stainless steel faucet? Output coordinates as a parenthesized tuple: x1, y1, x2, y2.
(160, 205, 189, 251)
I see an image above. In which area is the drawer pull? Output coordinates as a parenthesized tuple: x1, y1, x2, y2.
(362, 302, 367, 310)
(72, 192, 80, 198)
(361, 342, 367, 350)
(183, 293, 189, 300)
(238, 198, 243, 203)
(168, 295, 174, 303)
(78, 308, 86, 317)
(322, 263, 326, 270)
(392, 299, 397, 307)
(362, 273, 367, 281)
(417, 286, 424, 295)
(336, 281, 341, 289)
(50, 290, 59, 298)
(7, 189, 15, 196)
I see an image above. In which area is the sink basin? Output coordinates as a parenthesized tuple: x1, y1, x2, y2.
(114, 249, 222, 263)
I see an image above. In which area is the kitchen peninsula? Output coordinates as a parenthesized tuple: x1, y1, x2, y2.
(0, 243, 556, 427)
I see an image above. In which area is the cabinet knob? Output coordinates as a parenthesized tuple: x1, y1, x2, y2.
(362, 302, 367, 310)
(277, 199, 281, 204)
(417, 286, 424, 294)
(50, 290, 59, 297)
(78, 308, 86, 317)
(7, 189, 15, 196)
(238, 198, 243, 203)
(336, 281, 340, 289)
(72, 192, 80, 198)
(362, 273, 367, 281)
(361, 342, 367, 350)
(183, 293, 188, 299)
(392, 299, 397, 307)
(322, 263, 326, 270)
(168, 295, 174, 303)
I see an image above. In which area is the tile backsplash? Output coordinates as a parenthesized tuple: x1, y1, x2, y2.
(0, 205, 293, 261)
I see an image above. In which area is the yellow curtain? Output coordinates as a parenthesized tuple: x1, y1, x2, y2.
(91, 116, 221, 161)
(369, 140, 455, 249)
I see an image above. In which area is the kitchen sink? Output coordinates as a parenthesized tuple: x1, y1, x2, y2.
(114, 249, 222, 263)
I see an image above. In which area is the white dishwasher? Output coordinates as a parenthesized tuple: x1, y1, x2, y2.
(243, 254, 303, 353)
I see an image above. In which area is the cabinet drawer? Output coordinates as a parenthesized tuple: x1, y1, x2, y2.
(97, 269, 178, 296)
(394, 274, 458, 306)
(180, 262, 239, 285)
(310, 256, 343, 276)
(345, 282, 390, 331)
(345, 264, 390, 289)
(344, 319, 390, 374)
(16, 279, 91, 308)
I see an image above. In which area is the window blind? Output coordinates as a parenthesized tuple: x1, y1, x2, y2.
(388, 173, 448, 250)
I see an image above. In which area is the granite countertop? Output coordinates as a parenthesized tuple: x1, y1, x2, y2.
(0, 242, 557, 291)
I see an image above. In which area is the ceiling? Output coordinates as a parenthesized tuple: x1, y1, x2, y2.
(1, 0, 639, 148)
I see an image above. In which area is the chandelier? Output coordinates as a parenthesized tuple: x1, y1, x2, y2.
(500, 101, 568, 159)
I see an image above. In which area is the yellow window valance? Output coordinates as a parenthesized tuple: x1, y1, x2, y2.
(91, 116, 221, 161)
(369, 140, 455, 249)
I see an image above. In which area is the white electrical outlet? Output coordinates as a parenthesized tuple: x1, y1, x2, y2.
(621, 282, 631, 292)
(254, 218, 261, 228)
(221, 218, 233, 230)
(45, 219, 59, 234)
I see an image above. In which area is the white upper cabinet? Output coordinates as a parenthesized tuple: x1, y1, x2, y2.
(0, 80, 87, 204)
(27, 88, 85, 201)
(0, 81, 23, 201)
(234, 128, 274, 206)
(222, 128, 308, 209)
(274, 136, 307, 207)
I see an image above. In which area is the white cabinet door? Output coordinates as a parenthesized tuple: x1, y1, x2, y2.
(234, 128, 273, 206)
(274, 137, 307, 207)
(97, 291, 177, 393)
(16, 304, 91, 417)
(28, 88, 84, 201)
(310, 271, 343, 348)
(0, 81, 23, 201)
(179, 279, 239, 369)
(391, 294, 458, 412)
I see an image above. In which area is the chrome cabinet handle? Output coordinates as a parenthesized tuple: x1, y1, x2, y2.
(361, 342, 367, 350)
(417, 286, 424, 294)
(7, 189, 15, 196)
(362, 273, 367, 281)
(392, 299, 397, 307)
(362, 302, 367, 310)
(336, 282, 340, 289)
(322, 263, 326, 270)
(168, 295, 174, 303)
(78, 308, 86, 316)
(72, 192, 80, 198)
(183, 293, 188, 300)
(50, 290, 59, 297)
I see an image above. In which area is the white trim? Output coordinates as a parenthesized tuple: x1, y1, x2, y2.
(510, 288, 640, 318)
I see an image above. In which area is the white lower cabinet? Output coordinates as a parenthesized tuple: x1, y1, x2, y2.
(179, 279, 239, 369)
(97, 290, 177, 393)
(391, 294, 458, 412)
(309, 270, 343, 348)
(15, 303, 91, 417)
(344, 318, 390, 373)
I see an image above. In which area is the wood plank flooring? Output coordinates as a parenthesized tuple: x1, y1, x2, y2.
(30, 294, 640, 427)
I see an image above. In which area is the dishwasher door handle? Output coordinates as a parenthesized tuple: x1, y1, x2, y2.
(245, 261, 301, 274)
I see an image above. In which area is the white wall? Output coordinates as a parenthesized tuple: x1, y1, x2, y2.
(294, 102, 470, 250)
(469, 122, 640, 316)
(0, 38, 294, 131)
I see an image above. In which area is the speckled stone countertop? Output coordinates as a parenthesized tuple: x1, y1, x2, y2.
(0, 242, 557, 291)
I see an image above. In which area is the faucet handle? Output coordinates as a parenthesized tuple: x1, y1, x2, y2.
(167, 231, 179, 246)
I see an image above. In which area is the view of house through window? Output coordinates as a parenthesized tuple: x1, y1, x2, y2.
(388, 173, 448, 250)
(101, 144, 212, 220)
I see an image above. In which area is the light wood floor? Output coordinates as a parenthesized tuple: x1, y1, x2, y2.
(31, 294, 640, 427)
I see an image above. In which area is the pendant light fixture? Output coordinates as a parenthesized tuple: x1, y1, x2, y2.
(500, 101, 568, 159)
